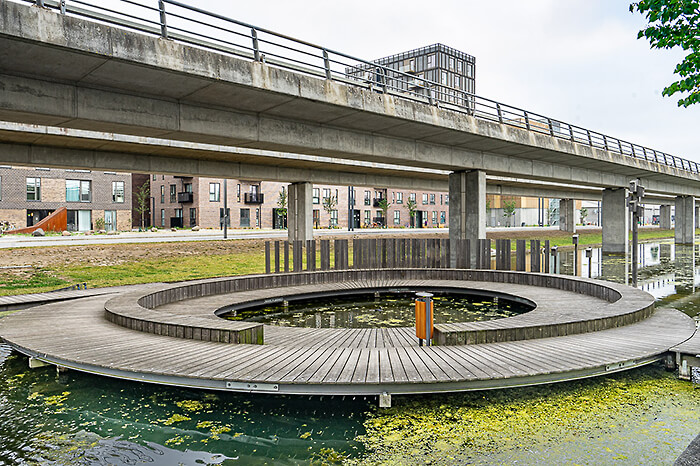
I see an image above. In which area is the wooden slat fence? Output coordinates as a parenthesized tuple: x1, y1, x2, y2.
(264, 238, 562, 274)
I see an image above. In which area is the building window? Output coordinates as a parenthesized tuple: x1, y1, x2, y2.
(364, 190, 371, 206)
(364, 210, 371, 226)
(330, 210, 338, 226)
(394, 210, 400, 225)
(457, 61, 463, 73)
(323, 188, 331, 201)
(313, 209, 320, 228)
(449, 57, 455, 70)
(184, 183, 193, 193)
(66, 180, 91, 202)
(440, 211, 446, 224)
(396, 192, 403, 204)
(432, 211, 438, 225)
(152, 174, 157, 181)
(209, 183, 220, 202)
(427, 54, 435, 68)
(240, 208, 250, 228)
(112, 181, 125, 203)
(422, 193, 428, 205)
(312, 188, 320, 204)
(26, 177, 41, 201)
(441, 71, 448, 85)
(160, 209, 165, 227)
(189, 208, 196, 227)
(169, 184, 176, 203)
(160, 185, 165, 204)
(174, 208, 183, 218)
(104, 210, 117, 231)
(409, 193, 416, 203)
(430, 194, 435, 205)
(237, 184, 241, 202)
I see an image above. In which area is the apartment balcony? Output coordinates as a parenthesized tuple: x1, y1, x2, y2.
(244, 193, 265, 204)
(177, 192, 193, 203)
(372, 198, 384, 208)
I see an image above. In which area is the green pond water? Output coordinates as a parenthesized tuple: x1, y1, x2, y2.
(224, 293, 530, 328)
(0, 241, 698, 465)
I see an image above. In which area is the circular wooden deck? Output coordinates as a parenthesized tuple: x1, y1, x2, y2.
(0, 270, 695, 397)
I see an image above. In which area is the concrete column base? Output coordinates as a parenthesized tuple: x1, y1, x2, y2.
(675, 196, 695, 244)
(449, 170, 485, 266)
(288, 182, 313, 242)
(602, 188, 628, 254)
(659, 204, 672, 230)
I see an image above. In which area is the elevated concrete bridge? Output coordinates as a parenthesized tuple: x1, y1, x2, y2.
(0, 0, 697, 254)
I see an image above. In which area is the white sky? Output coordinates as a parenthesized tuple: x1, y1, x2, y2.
(96, 0, 700, 162)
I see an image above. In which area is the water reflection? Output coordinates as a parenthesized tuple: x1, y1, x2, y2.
(553, 241, 700, 318)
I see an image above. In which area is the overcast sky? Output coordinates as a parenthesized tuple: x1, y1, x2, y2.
(101, 0, 699, 162)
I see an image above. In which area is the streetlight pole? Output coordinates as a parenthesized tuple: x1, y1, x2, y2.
(628, 179, 644, 287)
(223, 179, 228, 239)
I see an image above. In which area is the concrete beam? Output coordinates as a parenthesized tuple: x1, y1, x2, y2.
(602, 188, 629, 254)
(558, 199, 576, 233)
(287, 182, 312, 242)
(0, 1, 699, 197)
(675, 196, 696, 244)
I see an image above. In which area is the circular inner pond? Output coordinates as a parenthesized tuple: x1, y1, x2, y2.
(223, 291, 532, 328)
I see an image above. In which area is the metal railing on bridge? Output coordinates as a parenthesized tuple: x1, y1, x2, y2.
(22, 0, 700, 175)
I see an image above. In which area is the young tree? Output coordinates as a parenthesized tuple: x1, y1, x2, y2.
(322, 194, 337, 228)
(406, 197, 418, 227)
(376, 198, 391, 228)
(580, 206, 589, 225)
(630, 1, 700, 107)
(277, 188, 287, 217)
(502, 199, 517, 227)
(134, 182, 150, 230)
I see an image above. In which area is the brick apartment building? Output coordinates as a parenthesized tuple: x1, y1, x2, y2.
(151, 175, 453, 230)
(0, 166, 132, 231)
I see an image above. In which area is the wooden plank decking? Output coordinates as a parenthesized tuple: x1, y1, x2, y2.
(0, 294, 693, 395)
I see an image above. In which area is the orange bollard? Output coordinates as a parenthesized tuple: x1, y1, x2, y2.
(415, 292, 434, 346)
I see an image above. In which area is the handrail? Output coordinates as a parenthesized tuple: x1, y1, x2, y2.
(19, 0, 700, 175)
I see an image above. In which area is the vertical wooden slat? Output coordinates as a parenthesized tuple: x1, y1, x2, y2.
(543, 239, 550, 273)
(284, 241, 290, 272)
(516, 239, 526, 271)
(274, 241, 280, 273)
(293, 240, 302, 272)
(264, 241, 271, 274)
(530, 240, 541, 272)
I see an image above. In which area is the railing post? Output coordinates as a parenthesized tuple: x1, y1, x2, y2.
(427, 84, 434, 105)
(252, 28, 261, 61)
(322, 49, 332, 80)
(524, 112, 531, 130)
(569, 124, 575, 142)
(586, 130, 592, 146)
(496, 103, 503, 123)
(617, 139, 623, 154)
(547, 118, 554, 136)
(158, 0, 168, 39)
(603, 135, 609, 151)
(60, 0, 66, 14)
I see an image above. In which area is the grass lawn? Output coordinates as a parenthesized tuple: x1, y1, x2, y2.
(0, 228, 694, 296)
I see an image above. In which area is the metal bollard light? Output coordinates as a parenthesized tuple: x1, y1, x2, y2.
(585, 247, 593, 278)
(415, 292, 434, 347)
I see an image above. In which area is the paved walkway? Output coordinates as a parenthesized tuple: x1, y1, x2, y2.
(0, 225, 604, 249)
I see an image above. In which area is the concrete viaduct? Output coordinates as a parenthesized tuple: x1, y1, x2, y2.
(0, 0, 698, 256)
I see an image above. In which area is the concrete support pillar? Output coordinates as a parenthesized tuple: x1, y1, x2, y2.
(287, 182, 313, 242)
(449, 170, 485, 266)
(558, 199, 576, 233)
(675, 196, 695, 244)
(659, 205, 672, 230)
(602, 188, 628, 254)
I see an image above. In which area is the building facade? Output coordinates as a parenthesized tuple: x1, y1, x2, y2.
(150, 175, 452, 230)
(347, 43, 476, 106)
(0, 166, 132, 231)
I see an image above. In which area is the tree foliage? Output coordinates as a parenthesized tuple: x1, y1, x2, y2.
(322, 194, 337, 228)
(276, 188, 287, 217)
(134, 182, 150, 229)
(502, 199, 517, 227)
(405, 198, 418, 227)
(630, 1, 700, 107)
